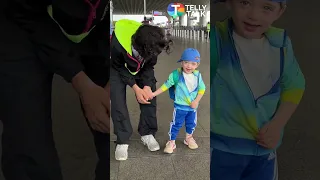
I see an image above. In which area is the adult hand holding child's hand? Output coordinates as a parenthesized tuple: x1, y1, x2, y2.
(73, 72, 110, 133)
(133, 85, 150, 104)
(143, 86, 154, 100)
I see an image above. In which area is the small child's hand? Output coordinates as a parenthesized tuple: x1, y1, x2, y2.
(190, 100, 199, 109)
(256, 120, 282, 149)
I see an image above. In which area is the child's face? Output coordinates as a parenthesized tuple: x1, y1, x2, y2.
(181, 61, 199, 74)
(227, 0, 286, 39)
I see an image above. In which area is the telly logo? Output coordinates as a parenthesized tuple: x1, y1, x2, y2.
(167, 3, 207, 18)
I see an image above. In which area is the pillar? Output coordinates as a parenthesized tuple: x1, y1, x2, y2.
(205, 3, 210, 24)
(110, 0, 113, 24)
(179, 14, 187, 26)
(200, 16, 206, 27)
(179, 16, 183, 26)
(187, 16, 191, 27)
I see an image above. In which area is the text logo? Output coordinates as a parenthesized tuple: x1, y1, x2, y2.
(185, 5, 207, 17)
(168, 3, 207, 18)
(167, 3, 185, 19)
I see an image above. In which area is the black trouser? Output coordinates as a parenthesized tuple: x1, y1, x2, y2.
(0, 53, 109, 179)
(110, 67, 158, 144)
(0, 53, 63, 180)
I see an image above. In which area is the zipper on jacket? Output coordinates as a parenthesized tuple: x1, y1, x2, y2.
(250, 46, 284, 106)
(228, 31, 257, 108)
(227, 26, 286, 108)
(179, 73, 193, 105)
(83, 0, 101, 33)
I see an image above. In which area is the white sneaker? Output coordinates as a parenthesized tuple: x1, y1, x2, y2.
(115, 144, 129, 161)
(141, 135, 160, 151)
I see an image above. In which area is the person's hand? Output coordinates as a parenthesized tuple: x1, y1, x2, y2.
(72, 72, 110, 133)
(190, 100, 199, 109)
(80, 85, 110, 133)
(133, 86, 150, 104)
(256, 120, 282, 149)
(143, 86, 154, 101)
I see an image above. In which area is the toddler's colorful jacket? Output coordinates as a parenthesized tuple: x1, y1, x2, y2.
(160, 68, 206, 111)
(210, 18, 305, 156)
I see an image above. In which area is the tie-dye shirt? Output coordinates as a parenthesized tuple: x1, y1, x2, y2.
(160, 68, 206, 111)
(210, 18, 305, 156)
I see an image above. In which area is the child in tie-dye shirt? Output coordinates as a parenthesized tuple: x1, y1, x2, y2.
(211, 0, 305, 180)
(153, 48, 206, 154)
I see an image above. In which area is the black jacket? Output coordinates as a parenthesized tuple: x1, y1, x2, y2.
(111, 32, 157, 87)
(3, 0, 109, 82)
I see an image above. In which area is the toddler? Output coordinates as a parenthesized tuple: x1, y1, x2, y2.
(153, 48, 206, 153)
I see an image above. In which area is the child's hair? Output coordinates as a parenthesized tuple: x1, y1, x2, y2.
(132, 25, 173, 59)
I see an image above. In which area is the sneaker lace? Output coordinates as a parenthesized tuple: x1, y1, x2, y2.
(186, 136, 196, 144)
(166, 141, 175, 148)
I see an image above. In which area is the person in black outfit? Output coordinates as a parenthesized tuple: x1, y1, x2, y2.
(0, 0, 110, 179)
(110, 19, 173, 161)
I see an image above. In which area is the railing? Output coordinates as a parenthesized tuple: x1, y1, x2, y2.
(171, 29, 209, 42)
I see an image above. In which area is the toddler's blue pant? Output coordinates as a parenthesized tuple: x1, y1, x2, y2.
(169, 108, 197, 140)
(210, 148, 278, 180)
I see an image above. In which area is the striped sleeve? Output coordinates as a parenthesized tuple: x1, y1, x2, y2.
(198, 73, 206, 95)
(160, 72, 175, 92)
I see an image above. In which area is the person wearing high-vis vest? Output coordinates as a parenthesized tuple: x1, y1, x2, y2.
(207, 22, 211, 39)
(111, 19, 173, 161)
(211, 0, 305, 180)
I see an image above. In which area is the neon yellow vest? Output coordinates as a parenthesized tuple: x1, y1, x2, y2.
(114, 19, 142, 75)
(47, 5, 96, 43)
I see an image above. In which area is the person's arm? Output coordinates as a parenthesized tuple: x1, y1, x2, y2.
(95, 15, 110, 59)
(86, 15, 110, 84)
(110, 38, 136, 87)
(153, 72, 175, 96)
(139, 56, 158, 89)
(271, 37, 305, 128)
(71, 71, 95, 94)
(193, 73, 206, 103)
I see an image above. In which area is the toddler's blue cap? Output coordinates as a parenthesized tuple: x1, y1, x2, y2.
(178, 48, 200, 63)
(214, 0, 286, 2)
